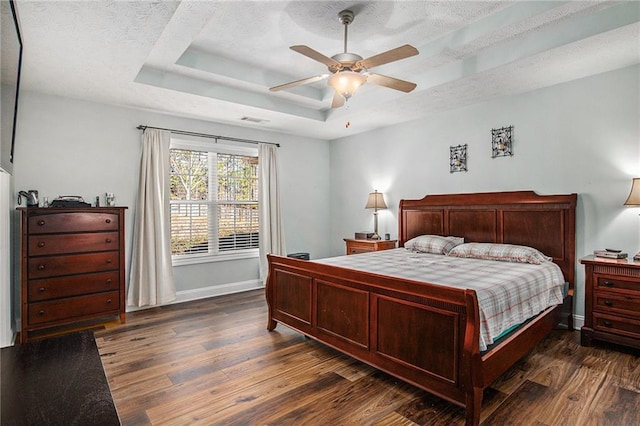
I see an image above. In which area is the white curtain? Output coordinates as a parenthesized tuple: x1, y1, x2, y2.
(258, 143, 286, 282)
(127, 129, 176, 307)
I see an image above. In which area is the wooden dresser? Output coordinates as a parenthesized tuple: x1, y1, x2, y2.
(344, 238, 397, 255)
(580, 255, 640, 350)
(19, 207, 127, 343)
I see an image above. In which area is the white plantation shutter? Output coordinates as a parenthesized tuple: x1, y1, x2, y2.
(169, 142, 259, 261)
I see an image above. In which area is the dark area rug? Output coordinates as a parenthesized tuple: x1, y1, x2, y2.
(1, 331, 120, 425)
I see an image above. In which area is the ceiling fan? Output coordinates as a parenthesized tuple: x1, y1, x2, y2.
(269, 9, 419, 108)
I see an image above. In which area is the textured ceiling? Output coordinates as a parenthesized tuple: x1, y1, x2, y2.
(5, 1, 640, 140)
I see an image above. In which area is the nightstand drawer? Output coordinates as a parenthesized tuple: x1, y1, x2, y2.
(595, 276, 639, 293)
(593, 312, 640, 340)
(594, 292, 640, 318)
(348, 241, 376, 254)
(344, 238, 396, 255)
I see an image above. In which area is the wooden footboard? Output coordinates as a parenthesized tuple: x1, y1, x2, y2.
(266, 254, 484, 424)
(266, 254, 566, 425)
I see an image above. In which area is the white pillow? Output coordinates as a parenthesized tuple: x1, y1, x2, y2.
(404, 235, 464, 255)
(448, 243, 552, 264)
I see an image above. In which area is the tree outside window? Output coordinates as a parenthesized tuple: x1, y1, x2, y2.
(170, 148, 259, 257)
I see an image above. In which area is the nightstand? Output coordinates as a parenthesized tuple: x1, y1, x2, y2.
(344, 238, 396, 255)
(580, 255, 640, 350)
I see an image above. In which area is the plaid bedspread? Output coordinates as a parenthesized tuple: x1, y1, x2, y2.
(315, 248, 565, 351)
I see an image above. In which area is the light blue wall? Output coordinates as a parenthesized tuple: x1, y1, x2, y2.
(329, 65, 640, 320)
(11, 91, 331, 312)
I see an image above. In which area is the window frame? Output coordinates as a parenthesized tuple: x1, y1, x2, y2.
(170, 137, 259, 266)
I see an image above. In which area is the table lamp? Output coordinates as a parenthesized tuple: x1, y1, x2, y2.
(365, 190, 387, 240)
(624, 178, 640, 261)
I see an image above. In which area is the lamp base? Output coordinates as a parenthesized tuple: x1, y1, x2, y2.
(370, 232, 381, 240)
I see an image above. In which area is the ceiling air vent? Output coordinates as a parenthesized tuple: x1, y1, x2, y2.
(240, 116, 269, 124)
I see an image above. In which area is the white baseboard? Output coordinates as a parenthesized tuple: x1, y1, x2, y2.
(173, 279, 264, 304)
(573, 314, 584, 330)
(126, 279, 264, 312)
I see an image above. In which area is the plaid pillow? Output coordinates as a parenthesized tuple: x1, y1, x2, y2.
(404, 235, 464, 255)
(448, 243, 552, 264)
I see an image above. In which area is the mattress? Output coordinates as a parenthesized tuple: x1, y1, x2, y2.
(315, 248, 565, 351)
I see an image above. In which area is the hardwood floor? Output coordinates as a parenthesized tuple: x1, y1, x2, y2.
(95, 289, 640, 425)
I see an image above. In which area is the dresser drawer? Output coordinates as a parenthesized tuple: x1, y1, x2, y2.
(595, 276, 639, 293)
(594, 291, 640, 318)
(28, 271, 120, 302)
(28, 251, 119, 279)
(593, 312, 640, 340)
(28, 232, 119, 256)
(28, 291, 120, 325)
(28, 212, 119, 234)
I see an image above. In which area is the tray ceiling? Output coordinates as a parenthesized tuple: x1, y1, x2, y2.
(7, 1, 640, 140)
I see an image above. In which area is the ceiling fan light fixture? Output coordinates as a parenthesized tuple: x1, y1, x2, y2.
(327, 71, 367, 101)
(269, 9, 418, 108)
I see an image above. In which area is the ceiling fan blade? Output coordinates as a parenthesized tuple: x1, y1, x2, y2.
(331, 91, 345, 108)
(269, 74, 328, 92)
(357, 44, 419, 70)
(366, 73, 417, 93)
(290, 45, 342, 69)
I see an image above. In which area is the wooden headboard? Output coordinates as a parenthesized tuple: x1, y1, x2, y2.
(398, 191, 577, 287)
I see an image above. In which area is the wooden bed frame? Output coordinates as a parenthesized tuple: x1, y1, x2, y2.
(266, 191, 576, 425)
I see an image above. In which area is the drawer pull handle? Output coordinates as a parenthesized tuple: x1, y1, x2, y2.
(105, 238, 112, 243)
(106, 299, 112, 304)
(37, 220, 45, 226)
(38, 310, 45, 316)
(106, 279, 112, 284)
(603, 320, 613, 327)
(604, 300, 613, 306)
(603, 281, 613, 287)
(106, 259, 112, 264)
(105, 219, 111, 224)
(38, 287, 45, 293)
(37, 242, 45, 248)
(37, 264, 45, 271)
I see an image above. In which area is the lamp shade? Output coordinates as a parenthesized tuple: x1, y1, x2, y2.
(624, 178, 640, 206)
(327, 71, 367, 101)
(365, 190, 387, 210)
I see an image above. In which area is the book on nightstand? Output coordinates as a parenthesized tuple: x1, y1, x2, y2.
(594, 249, 628, 259)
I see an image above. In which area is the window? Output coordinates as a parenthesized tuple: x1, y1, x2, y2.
(169, 139, 259, 264)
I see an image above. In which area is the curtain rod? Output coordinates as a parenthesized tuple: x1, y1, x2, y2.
(136, 125, 280, 147)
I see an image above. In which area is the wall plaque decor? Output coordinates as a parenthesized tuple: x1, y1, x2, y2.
(450, 144, 467, 173)
(492, 125, 513, 158)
